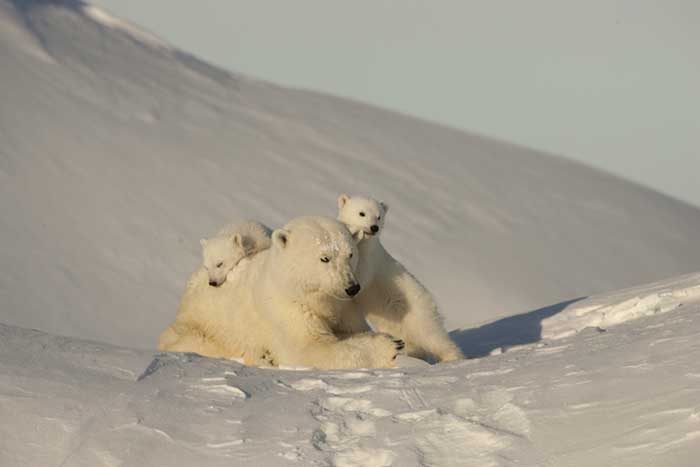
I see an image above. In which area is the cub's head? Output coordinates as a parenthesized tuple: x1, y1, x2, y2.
(337, 194, 389, 239)
(270, 216, 361, 300)
(200, 233, 252, 287)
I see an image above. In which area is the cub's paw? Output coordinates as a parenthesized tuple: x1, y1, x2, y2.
(438, 348, 465, 363)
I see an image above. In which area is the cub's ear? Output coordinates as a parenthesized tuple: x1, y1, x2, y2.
(272, 229, 290, 249)
(232, 233, 244, 249)
(338, 194, 350, 209)
(199, 238, 207, 248)
(233, 233, 254, 252)
(232, 233, 242, 247)
(379, 201, 389, 214)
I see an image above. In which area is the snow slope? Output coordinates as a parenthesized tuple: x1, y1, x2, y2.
(2, 0, 700, 349)
(2, 273, 699, 466)
(2, 3, 700, 465)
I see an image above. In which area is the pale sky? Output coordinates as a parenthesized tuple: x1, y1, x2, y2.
(93, 0, 700, 208)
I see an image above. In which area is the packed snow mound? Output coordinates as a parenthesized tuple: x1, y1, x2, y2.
(542, 272, 700, 340)
(2, 272, 700, 466)
(3, 0, 700, 349)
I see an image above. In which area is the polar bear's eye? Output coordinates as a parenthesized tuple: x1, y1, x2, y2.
(377, 216, 381, 220)
(216, 262, 224, 268)
(359, 212, 365, 217)
(349, 253, 353, 258)
(320, 256, 330, 263)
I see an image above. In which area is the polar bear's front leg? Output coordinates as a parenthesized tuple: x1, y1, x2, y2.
(399, 278, 464, 362)
(276, 315, 404, 369)
(366, 272, 464, 363)
(301, 332, 404, 369)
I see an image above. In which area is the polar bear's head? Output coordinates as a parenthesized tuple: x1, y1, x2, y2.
(337, 194, 389, 239)
(270, 216, 361, 299)
(200, 234, 251, 287)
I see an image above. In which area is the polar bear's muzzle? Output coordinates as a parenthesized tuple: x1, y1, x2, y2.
(362, 225, 379, 236)
(344, 283, 361, 297)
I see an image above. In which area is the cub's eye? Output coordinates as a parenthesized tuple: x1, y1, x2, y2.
(377, 216, 381, 220)
(216, 262, 224, 268)
(359, 212, 365, 217)
(349, 253, 353, 258)
(320, 256, 330, 263)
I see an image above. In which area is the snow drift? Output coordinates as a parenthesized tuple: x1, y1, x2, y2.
(2, 273, 699, 466)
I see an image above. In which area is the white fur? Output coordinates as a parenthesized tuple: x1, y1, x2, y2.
(338, 195, 464, 363)
(200, 220, 272, 287)
(160, 216, 401, 369)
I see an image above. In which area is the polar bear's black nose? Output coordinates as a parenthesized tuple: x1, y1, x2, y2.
(345, 283, 361, 297)
(370, 225, 379, 233)
(209, 280, 219, 287)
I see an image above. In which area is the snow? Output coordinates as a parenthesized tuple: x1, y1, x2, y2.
(542, 272, 700, 340)
(2, 1, 700, 465)
(82, 5, 171, 51)
(2, 274, 699, 466)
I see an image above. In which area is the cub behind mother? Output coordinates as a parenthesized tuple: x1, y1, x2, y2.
(159, 216, 403, 369)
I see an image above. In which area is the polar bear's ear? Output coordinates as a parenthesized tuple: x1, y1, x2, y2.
(338, 194, 350, 209)
(234, 233, 253, 253)
(272, 229, 290, 250)
(199, 238, 207, 248)
(379, 201, 389, 214)
(232, 233, 244, 249)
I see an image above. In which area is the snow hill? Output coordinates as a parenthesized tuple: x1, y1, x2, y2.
(3, 0, 700, 349)
(2, 2, 700, 466)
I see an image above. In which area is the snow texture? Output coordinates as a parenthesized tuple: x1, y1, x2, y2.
(2, 2, 700, 466)
(2, 274, 700, 466)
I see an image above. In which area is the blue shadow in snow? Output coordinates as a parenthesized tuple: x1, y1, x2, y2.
(449, 297, 585, 359)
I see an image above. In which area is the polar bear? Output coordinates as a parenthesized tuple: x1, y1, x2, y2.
(337, 195, 464, 363)
(159, 216, 404, 369)
(200, 220, 272, 287)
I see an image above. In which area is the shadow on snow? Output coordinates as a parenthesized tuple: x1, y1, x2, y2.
(449, 297, 585, 359)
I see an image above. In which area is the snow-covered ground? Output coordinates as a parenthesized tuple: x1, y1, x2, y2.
(2, 2, 700, 465)
(2, 274, 699, 466)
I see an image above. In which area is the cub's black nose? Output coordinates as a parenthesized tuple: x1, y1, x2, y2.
(345, 283, 361, 297)
(370, 225, 379, 233)
(209, 280, 218, 287)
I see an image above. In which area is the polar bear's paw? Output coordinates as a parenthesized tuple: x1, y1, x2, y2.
(365, 333, 405, 368)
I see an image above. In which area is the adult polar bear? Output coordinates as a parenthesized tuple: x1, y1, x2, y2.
(337, 195, 464, 363)
(159, 216, 404, 369)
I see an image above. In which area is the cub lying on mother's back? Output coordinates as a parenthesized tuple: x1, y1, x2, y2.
(200, 220, 272, 287)
(338, 194, 464, 363)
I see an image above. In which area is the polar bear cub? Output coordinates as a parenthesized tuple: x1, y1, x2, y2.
(200, 220, 272, 287)
(337, 195, 464, 363)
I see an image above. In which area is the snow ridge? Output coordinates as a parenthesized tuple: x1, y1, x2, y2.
(542, 272, 700, 339)
(82, 5, 171, 50)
